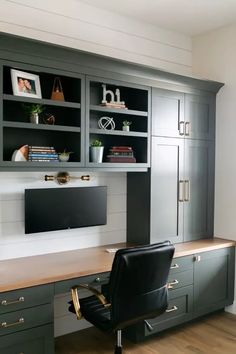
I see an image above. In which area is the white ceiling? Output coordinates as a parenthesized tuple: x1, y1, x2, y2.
(79, 0, 236, 36)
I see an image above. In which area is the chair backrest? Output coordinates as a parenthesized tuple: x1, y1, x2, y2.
(108, 241, 175, 330)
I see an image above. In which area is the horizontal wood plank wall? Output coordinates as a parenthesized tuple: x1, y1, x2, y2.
(0, 171, 126, 260)
(0, 0, 192, 75)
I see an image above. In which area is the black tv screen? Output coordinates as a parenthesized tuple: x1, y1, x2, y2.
(25, 186, 107, 234)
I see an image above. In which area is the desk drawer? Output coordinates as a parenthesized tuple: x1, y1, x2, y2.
(0, 285, 54, 315)
(169, 256, 193, 275)
(0, 303, 53, 337)
(168, 269, 193, 291)
(145, 285, 193, 336)
(54, 272, 110, 295)
(0, 324, 54, 354)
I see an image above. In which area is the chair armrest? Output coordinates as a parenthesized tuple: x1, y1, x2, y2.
(71, 284, 110, 320)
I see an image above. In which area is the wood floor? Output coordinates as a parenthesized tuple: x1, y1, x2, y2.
(55, 312, 236, 354)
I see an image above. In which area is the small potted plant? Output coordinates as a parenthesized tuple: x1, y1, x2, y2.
(90, 139, 104, 163)
(122, 120, 132, 132)
(22, 104, 44, 124)
(58, 149, 73, 162)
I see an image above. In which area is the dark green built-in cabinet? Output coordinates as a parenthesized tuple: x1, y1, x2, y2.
(0, 34, 234, 352)
(127, 88, 215, 244)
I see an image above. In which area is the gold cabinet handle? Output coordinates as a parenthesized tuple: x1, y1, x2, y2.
(179, 121, 185, 135)
(1, 296, 25, 306)
(168, 279, 179, 289)
(1, 317, 24, 328)
(184, 180, 190, 202)
(185, 121, 190, 136)
(179, 180, 184, 202)
(170, 263, 179, 269)
(166, 305, 178, 313)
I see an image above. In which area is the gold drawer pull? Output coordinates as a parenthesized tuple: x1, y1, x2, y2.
(170, 264, 179, 269)
(1, 317, 24, 328)
(166, 305, 178, 313)
(1, 296, 25, 306)
(168, 279, 179, 289)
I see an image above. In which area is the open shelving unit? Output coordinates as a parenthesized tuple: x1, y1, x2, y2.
(0, 61, 150, 171)
(86, 76, 150, 168)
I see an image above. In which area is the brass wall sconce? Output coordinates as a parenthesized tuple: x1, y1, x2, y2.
(44, 172, 90, 185)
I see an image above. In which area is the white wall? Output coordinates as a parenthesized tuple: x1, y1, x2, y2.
(0, 0, 192, 75)
(193, 23, 236, 314)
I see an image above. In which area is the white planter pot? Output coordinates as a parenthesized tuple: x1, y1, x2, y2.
(91, 146, 104, 163)
(123, 125, 130, 131)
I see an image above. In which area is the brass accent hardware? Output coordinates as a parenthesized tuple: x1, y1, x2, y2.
(44, 172, 90, 185)
(179, 180, 184, 202)
(1, 317, 24, 328)
(185, 121, 190, 136)
(184, 180, 190, 202)
(71, 283, 110, 320)
(166, 305, 178, 313)
(179, 121, 185, 135)
(195, 255, 201, 262)
(170, 263, 179, 269)
(168, 279, 179, 289)
(1, 296, 24, 306)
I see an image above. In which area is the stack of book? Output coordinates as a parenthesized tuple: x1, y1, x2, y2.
(106, 146, 136, 163)
(28, 146, 59, 162)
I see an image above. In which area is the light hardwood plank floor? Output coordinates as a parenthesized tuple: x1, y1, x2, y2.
(55, 312, 236, 354)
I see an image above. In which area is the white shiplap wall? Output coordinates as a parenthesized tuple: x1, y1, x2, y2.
(0, 0, 192, 75)
(0, 171, 126, 336)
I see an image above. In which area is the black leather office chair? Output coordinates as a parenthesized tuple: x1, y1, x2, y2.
(68, 241, 174, 354)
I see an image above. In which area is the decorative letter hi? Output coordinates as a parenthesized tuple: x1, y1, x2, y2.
(102, 84, 115, 104)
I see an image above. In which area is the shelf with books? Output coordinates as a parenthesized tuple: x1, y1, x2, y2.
(87, 76, 150, 168)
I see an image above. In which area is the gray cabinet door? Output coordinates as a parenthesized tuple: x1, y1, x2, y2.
(193, 247, 235, 317)
(183, 140, 214, 241)
(152, 88, 184, 138)
(185, 93, 215, 140)
(150, 137, 184, 243)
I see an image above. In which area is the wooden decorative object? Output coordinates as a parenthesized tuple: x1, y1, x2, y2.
(51, 77, 65, 101)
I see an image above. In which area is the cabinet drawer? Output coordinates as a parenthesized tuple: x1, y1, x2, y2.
(54, 272, 110, 295)
(169, 256, 193, 275)
(0, 284, 54, 315)
(0, 324, 54, 354)
(0, 303, 53, 337)
(168, 269, 193, 290)
(145, 285, 193, 336)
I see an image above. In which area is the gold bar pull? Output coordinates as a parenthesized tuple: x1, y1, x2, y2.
(1, 317, 24, 328)
(170, 263, 179, 269)
(185, 121, 190, 136)
(184, 180, 190, 202)
(166, 305, 178, 313)
(168, 279, 179, 289)
(179, 121, 185, 135)
(1, 296, 24, 306)
(179, 180, 184, 202)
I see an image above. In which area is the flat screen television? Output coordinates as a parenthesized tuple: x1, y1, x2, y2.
(25, 186, 107, 234)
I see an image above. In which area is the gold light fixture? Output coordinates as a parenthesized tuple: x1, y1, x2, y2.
(44, 172, 90, 185)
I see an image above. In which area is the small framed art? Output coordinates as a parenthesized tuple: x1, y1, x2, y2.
(11, 69, 42, 98)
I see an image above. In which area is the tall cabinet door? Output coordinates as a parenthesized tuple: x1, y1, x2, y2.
(152, 88, 184, 138)
(183, 139, 214, 241)
(151, 137, 184, 243)
(185, 93, 215, 140)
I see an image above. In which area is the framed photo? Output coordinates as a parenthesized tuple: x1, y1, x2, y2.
(10, 69, 42, 98)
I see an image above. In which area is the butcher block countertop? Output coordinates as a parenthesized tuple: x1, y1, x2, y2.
(0, 237, 235, 293)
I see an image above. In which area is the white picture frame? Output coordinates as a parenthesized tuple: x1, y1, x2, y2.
(10, 69, 42, 98)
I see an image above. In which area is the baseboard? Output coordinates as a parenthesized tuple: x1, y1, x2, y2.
(225, 300, 236, 315)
